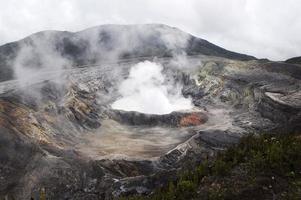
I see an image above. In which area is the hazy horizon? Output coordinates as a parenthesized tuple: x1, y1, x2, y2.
(0, 0, 300, 60)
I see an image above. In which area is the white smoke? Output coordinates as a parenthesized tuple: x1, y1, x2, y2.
(111, 61, 193, 114)
(13, 32, 70, 87)
(12, 24, 190, 87)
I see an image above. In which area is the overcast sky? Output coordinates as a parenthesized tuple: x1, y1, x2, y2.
(0, 0, 300, 60)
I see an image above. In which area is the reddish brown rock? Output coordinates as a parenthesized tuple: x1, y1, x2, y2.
(179, 112, 207, 127)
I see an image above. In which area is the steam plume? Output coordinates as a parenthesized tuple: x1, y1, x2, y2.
(111, 61, 193, 114)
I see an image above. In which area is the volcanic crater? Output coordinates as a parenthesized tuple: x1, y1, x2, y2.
(0, 24, 300, 199)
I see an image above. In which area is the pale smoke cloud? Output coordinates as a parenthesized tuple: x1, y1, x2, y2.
(11, 32, 71, 103)
(13, 32, 71, 88)
(111, 61, 193, 114)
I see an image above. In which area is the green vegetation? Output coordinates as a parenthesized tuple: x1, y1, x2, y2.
(119, 134, 301, 200)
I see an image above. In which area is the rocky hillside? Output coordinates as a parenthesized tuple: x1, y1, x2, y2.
(285, 56, 301, 65)
(121, 133, 301, 200)
(0, 24, 255, 82)
(0, 24, 300, 200)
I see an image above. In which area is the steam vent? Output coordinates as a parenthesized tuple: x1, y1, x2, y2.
(0, 24, 300, 199)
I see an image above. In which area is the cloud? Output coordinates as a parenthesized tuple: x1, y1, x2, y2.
(0, 0, 300, 60)
(11, 31, 71, 103)
(111, 61, 193, 114)
(13, 31, 70, 87)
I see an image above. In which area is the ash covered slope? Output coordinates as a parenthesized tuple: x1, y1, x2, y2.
(0, 24, 255, 82)
(0, 24, 300, 199)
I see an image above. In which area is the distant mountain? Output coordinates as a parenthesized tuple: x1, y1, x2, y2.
(0, 24, 256, 82)
(285, 56, 301, 65)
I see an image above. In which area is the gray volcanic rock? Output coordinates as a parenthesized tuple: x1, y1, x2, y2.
(0, 25, 300, 199)
(0, 24, 255, 82)
(109, 110, 208, 127)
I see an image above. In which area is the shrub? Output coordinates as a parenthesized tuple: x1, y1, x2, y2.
(119, 133, 301, 200)
(212, 159, 231, 176)
(176, 180, 197, 199)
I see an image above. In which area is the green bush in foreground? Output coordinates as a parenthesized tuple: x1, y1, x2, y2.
(119, 133, 301, 200)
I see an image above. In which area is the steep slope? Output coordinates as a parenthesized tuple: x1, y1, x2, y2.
(285, 56, 301, 65)
(0, 54, 300, 199)
(0, 24, 255, 82)
(0, 24, 300, 200)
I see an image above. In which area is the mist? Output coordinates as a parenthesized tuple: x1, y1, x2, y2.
(0, 24, 197, 112)
(1, 0, 301, 60)
(13, 32, 70, 88)
(111, 61, 193, 114)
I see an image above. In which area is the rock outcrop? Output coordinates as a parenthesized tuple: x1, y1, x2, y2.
(0, 25, 300, 199)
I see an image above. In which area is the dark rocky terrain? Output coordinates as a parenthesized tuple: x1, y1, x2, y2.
(0, 24, 300, 199)
(0, 24, 254, 82)
(285, 56, 301, 65)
